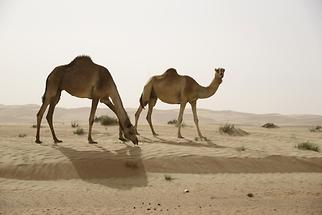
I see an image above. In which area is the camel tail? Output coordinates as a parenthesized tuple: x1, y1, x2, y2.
(41, 75, 50, 103)
(139, 78, 153, 108)
(139, 94, 145, 109)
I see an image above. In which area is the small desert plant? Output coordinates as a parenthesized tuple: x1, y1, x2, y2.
(31, 124, 37, 128)
(168, 119, 178, 125)
(73, 128, 85, 135)
(236, 146, 246, 152)
(296, 141, 320, 152)
(164, 175, 174, 181)
(167, 119, 186, 127)
(219, 124, 249, 136)
(71, 121, 79, 128)
(18, 133, 27, 138)
(95, 115, 118, 126)
(262, 123, 279, 128)
(309, 126, 322, 132)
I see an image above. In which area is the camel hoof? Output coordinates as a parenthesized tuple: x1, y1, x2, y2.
(89, 140, 98, 144)
(153, 133, 159, 136)
(35, 140, 42, 144)
(199, 136, 208, 141)
(119, 137, 127, 142)
(54, 139, 63, 143)
(178, 135, 184, 139)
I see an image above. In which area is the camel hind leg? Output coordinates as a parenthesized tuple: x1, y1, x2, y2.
(35, 99, 50, 143)
(35, 69, 64, 144)
(146, 98, 158, 136)
(46, 91, 62, 143)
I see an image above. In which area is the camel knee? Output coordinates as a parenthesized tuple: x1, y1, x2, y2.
(46, 114, 51, 122)
(146, 114, 153, 123)
(193, 117, 199, 124)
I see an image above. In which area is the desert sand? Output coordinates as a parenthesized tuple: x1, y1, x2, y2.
(0, 105, 322, 214)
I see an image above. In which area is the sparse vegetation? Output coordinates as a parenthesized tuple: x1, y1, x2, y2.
(310, 126, 322, 132)
(164, 175, 174, 181)
(167, 119, 186, 128)
(71, 121, 79, 128)
(95, 115, 118, 126)
(236, 146, 246, 152)
(296, 141, 320, 152)
(18, 133, 27, 138)
(262, 123, 279, 128)
(167, 119, 178, 124)
(219, 124, 249, 136)
(73, 128, 85, 135)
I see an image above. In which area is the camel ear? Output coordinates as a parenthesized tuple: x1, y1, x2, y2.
(215, 68, 219, 72)
(222, 68, 225, 73)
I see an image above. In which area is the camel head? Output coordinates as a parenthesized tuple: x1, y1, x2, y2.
(123, 120, 138, 145)
(215, 68, 225, 79)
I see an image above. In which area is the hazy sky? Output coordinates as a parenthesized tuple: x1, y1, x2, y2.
(1, 0, 321, 114)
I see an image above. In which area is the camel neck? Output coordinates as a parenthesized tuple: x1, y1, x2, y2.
(110, 87, 130, 128)
(198, 77, 222, 99)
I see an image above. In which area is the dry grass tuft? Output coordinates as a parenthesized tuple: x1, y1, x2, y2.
(73, 128, 85, 135)
(95, 115, 118, 126)
(262, 123, 279, 128)
(71, 121, 79, 128)
(310, 126, 322, 132)
(164, 175, 174, 181)
(18, 133, 27, 138)
(219, 124, 249, 136)
(296, 141, 320, 152)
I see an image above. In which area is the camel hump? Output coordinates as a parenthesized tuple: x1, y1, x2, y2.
(68, 55, 93, 66)
(163, 68, 178, 76)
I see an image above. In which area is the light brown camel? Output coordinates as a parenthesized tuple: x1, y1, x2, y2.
(134, 68, 225, 140)
(35, 56, 138, 145)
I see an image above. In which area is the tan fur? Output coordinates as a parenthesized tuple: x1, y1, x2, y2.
(35, 56, 138, 145)
(135, 68, 225, 139)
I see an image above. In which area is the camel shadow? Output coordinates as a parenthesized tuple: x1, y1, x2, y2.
(55, 144, 148, 189)
(139, 135, 226, 149)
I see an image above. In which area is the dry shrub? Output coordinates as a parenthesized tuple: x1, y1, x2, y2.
(219, 124, 249, 136)
(296, 141, 320, 152)
(71, 121, 79, 128)
(262, 123, 279, 128)
(18, 133, 27, 138)
(310, 126, 322, 132)
(73, 128, 85, 135)
(95, 115, 118, 126)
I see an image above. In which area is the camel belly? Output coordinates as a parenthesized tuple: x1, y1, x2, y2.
(155, 91, 181, 104)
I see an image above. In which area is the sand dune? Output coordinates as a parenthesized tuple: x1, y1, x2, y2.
(0, 106, 322, 214)
(1, 104, 322, 125)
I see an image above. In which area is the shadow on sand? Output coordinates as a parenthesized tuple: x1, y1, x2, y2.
(139, 135, 226, 149)
(55, 144, 148, 189)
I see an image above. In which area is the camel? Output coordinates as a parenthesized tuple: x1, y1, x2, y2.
(134, 68, 225, 140)
(35, 56, 138, 145)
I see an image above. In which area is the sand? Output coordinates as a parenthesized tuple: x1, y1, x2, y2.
(0, 105, 322, 214)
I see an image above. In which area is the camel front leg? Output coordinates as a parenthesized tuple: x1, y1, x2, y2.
(177, 102, 187, 138)
(101, 99, 126, 141)
(88, 99, 99, 144)
(190, 100, 206, 140)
